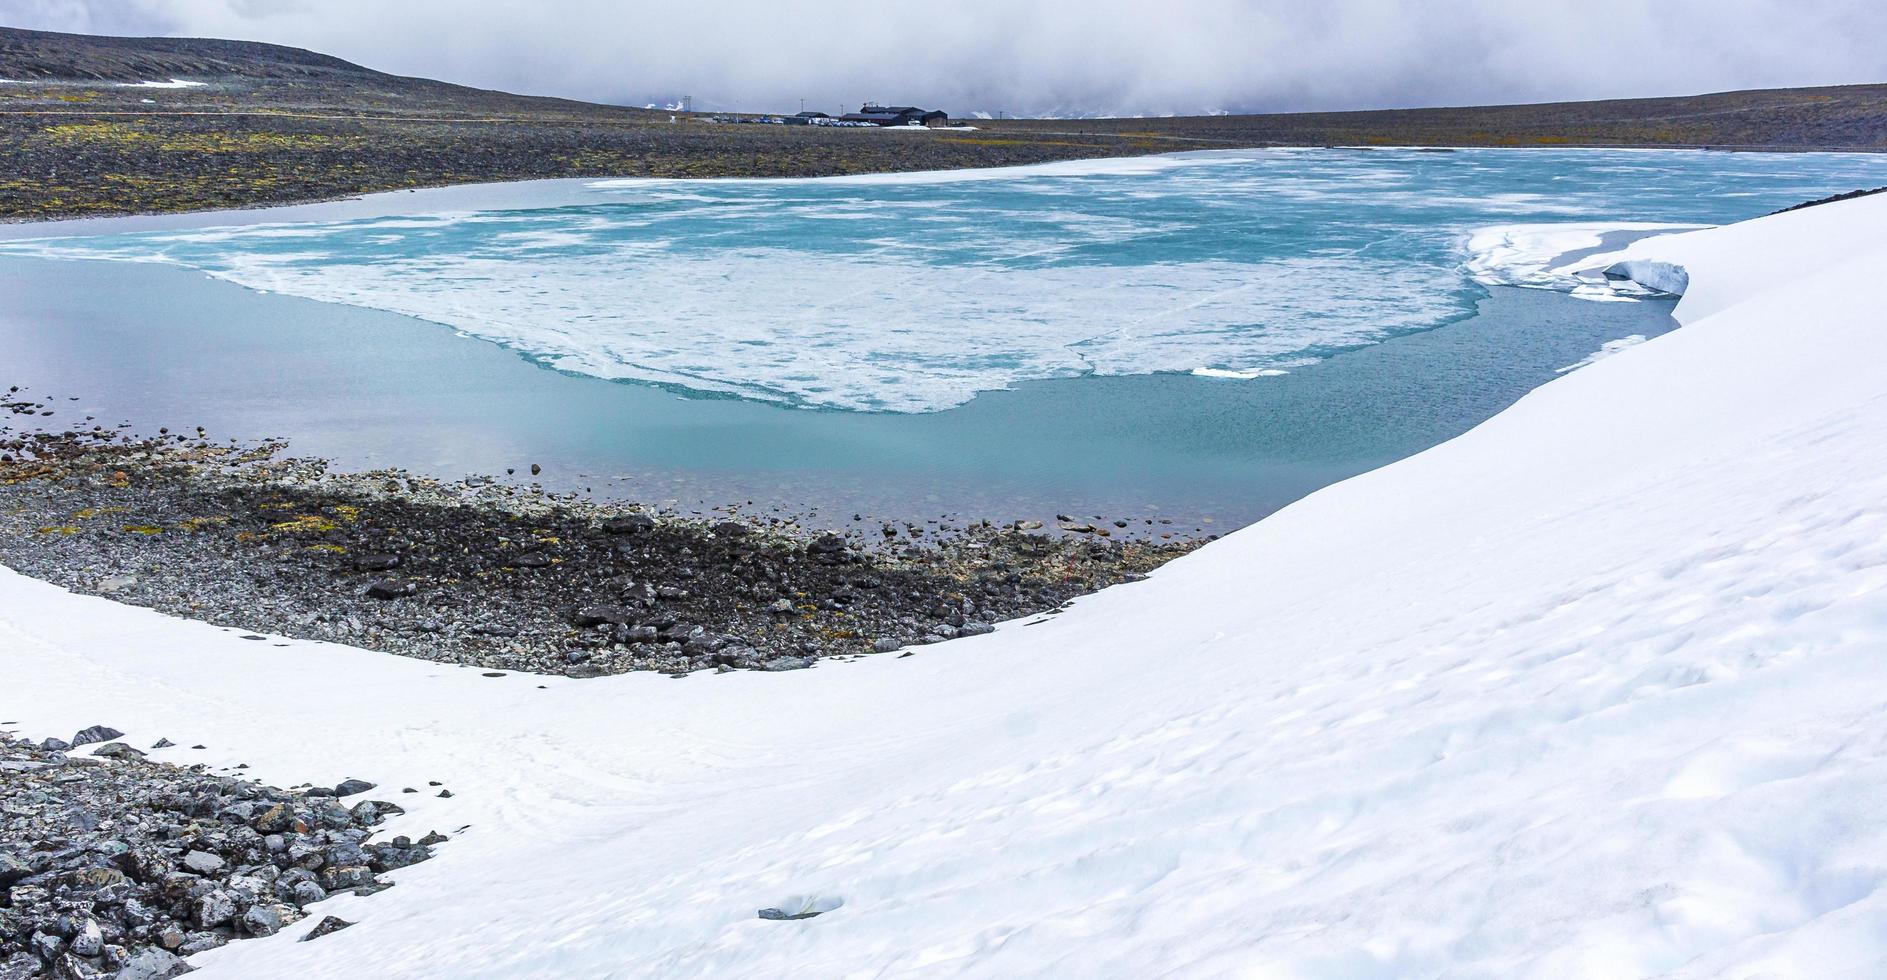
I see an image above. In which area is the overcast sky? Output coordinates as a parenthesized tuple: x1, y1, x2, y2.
(9, 0, 1886, 117)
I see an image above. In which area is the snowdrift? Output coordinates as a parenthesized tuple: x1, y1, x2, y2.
(7, 192, 1887, 977)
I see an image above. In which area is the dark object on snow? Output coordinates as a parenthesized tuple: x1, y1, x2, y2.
(758, 907, 823, 921)
(70, 725, 123, 746)
(300, 916, 353, 942)
(757, 895, 843, 920)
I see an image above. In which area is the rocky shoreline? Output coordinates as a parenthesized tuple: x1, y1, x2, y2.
(0, 728, 440, 979)
(0, 410, 1200, 678)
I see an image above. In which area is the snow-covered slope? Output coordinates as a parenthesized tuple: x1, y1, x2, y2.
(8, 193, 1887, 978)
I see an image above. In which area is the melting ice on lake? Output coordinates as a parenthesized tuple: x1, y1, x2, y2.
(8, 147, 1887, 413)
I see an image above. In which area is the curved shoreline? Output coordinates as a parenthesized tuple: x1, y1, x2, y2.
(0, 426, 1196, 678)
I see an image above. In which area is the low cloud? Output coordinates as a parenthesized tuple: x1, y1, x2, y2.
(12, 0, 1887, 117)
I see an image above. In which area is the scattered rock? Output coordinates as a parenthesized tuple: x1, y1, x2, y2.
(601, 513, 655, 535)
(242, 905, 283, 937)
(0, 853, 30, 888)
(807, 533, 848, 556)
(192, 890, 235, 929)
(572, 604, 631, 628)
(0, 733, 430, 974)
(96, 574, 137, 593)
(182, 850, 226, 874)
(69, 918, 103, 957)
(69, 726, 123, 747)
(364, 579, 416, 600)
(114, 948, 192, 980)
(299, 916, 353, 942)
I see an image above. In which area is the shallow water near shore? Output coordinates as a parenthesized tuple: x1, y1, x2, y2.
(6, 147, 1887, 531)
(5, 255, 1676, 532)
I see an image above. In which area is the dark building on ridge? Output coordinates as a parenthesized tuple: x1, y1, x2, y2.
(838, 104, 949, 127)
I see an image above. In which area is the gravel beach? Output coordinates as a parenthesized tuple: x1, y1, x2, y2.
(0, 394, 1200, 678)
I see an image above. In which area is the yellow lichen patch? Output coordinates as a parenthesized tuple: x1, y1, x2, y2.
(121, 525, 164, 536)
(37, 121, 152, 145)
(270, 514, 339, 534)
(307, 543, 349, 554)
(33, 122, 361, 154)
(36, 525, 81, 536)
(176, 515, 230, 531)
(258, 501, 297, 511)
(332, 504, 362, 522)
(533, 534, 561, 545)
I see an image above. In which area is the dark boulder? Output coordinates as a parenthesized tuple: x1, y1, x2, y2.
(364, 579, 415, 600)
(572, 605, 632, 628)
(354, 554, 403, 572)
(70, 726, 123, 747)
(299, 916, 353, 942)
(601, 514, 655, 535)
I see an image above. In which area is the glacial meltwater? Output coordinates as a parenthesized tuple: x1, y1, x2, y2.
(5, 147, 1887, 531)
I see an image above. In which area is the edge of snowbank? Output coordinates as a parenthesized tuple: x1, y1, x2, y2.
(1568, 192, 1887, 325)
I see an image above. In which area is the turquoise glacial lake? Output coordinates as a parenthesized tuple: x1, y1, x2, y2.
(4, 148, 1886, 532)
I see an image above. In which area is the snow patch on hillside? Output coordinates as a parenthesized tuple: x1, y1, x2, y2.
(7, 194, 1887, 976)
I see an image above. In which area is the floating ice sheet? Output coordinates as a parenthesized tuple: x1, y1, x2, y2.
(8, 147, 1887, 412)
